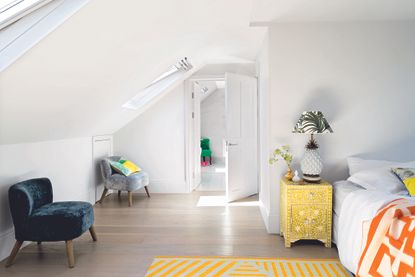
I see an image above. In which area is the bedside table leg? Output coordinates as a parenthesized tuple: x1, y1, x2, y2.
(325, 240, 332, 248)
(284, 239, 291, 248)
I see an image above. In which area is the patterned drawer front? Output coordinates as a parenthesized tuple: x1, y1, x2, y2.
(307, 205, 328, 239)
(290, 205, 328, 239)
(289, 188, 328, 204)
(290, 205, 309, 238)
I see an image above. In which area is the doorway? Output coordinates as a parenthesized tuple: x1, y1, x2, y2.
(187, 73, 258, 203)
(196, 79, 227, 192)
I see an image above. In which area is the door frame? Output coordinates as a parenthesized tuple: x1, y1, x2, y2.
(184, 74, 260, 196)
(184, 75, 225, 192)
(92, 135, 113, 203)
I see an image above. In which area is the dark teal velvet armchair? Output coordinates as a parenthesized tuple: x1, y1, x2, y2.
(6, 178, 97, 268)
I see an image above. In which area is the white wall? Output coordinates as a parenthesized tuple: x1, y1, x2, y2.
(114, 84, 187, 193)
(0, 137, 94, 261)
(201, 88, 226, 161)
(256, 32, 273, 232)
(258, 21, 415, 233)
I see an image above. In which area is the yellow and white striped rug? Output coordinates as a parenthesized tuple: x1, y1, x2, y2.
(145, 256, 352, 277)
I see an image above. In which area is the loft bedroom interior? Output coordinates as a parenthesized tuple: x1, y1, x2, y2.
(0, 0, 415, 276)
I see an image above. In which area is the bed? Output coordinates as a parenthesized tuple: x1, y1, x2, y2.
(333, 180, 412, 274)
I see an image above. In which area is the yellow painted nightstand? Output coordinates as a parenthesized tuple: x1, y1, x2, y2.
(280, 178, 332, 248)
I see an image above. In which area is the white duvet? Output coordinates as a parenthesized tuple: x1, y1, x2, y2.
(337, 189, 403, 274)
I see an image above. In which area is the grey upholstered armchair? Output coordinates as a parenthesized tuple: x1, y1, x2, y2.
(99, 156, 150, 206)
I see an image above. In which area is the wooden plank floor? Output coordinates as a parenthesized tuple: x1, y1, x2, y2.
(0, 191, 338, 276)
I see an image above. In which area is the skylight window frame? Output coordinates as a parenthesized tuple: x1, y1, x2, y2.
(0, 0, 22, 13)
(122, 58, 193, 110)
(0, 0, 89, 72)
(0, 0, 53, 30)
(147, 57, 192, 87)
(149, 65, 179, 86)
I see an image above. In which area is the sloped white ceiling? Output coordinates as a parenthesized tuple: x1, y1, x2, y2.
(0, 0, 266, 144)
(2, 0, 415, 144)
(251, 0, 415, 23)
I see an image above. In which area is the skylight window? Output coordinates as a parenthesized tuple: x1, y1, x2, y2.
(0, 0, 52, 30)
(149, 58, 192, 85)
(122, 58, 193, 110)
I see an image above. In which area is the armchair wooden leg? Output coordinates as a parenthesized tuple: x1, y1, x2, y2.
(144, 186, 150, 198)
(118, 190, 121, 198)
(5, 240, 23, 267)
(65, 240, 75, 268)
(128, 191, 133, 207)
(99, 188, 109, 204)
(89, 225, 97, 242)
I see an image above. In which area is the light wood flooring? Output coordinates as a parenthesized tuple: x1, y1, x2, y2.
(0, 191, 338, 276)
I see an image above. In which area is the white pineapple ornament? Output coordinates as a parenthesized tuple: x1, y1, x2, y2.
(301, 135, 323, 183)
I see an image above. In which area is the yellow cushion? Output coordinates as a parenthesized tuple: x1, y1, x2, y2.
(403, 177, 415, 196)
(120, 159, 141, 174)
(392, 168, 415, 196)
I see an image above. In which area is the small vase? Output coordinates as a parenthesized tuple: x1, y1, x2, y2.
(285, 166, 294, 181)
(292, 170, 301, 182)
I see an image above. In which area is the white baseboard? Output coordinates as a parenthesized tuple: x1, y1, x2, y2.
(0, 229, 32, 263)
(259, 201, 270, 231)
(267, 212, 279, 234)
(259, 201, 279, 234)
(0, 228, 32, 262)
(0, 228, 14, 262)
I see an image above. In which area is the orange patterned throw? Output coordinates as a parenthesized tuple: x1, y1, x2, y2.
(357, 198, 415, 277)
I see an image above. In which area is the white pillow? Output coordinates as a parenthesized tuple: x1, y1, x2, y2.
(348, 167, 406, 193)
(347, 157, 398, 176)
(348, 160, 415, 192)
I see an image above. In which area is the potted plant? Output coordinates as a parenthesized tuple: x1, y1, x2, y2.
(269, 145, 294, 180)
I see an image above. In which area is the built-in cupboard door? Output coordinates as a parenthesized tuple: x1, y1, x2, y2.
(92, 136, 113, 203)
(225, 73, 258, 202)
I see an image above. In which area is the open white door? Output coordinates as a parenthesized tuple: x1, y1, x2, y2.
(225, 73, 258, 202)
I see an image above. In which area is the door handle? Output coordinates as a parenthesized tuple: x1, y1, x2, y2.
(226, 141, 238, 152)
